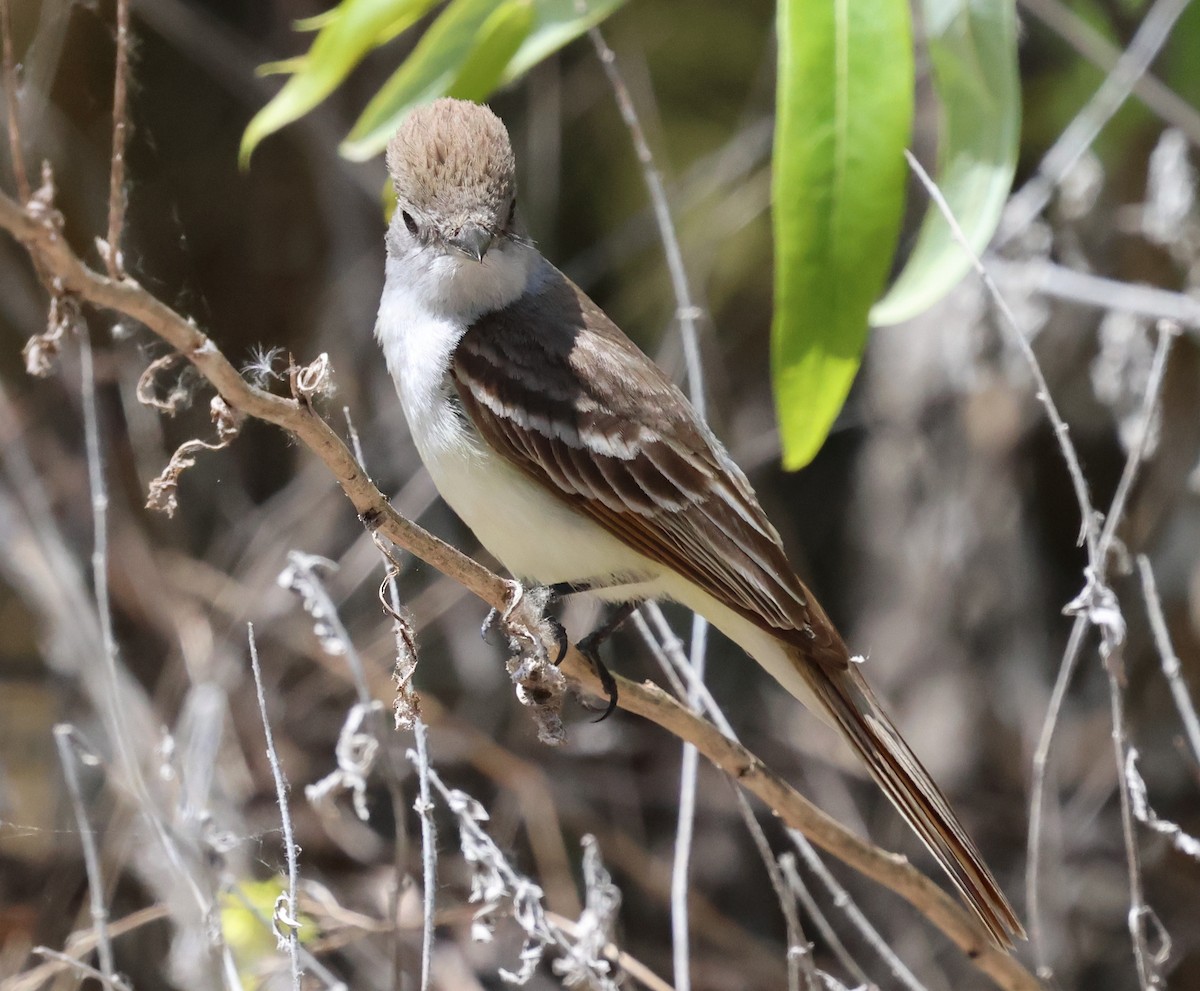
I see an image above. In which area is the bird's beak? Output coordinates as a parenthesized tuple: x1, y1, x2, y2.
(449, 223, 494, 262)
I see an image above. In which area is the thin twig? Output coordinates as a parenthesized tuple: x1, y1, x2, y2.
(4, 906, 169, 991)
(31, 949, 132, 991)
(247, 624, 303, 991)
(1018, 0, 1200, 148)
(990, 258, 1200, 334)
(77, 304, 216, 924)
(913, 145, 1180, 978)
(786, 831, 924, 991)
(78, 323, 124, 770)
(413, 719, 436, 991)
(669, 635, 703, 991)
(344, 406, 415, 991)
(1097, 325, 1177, 555)
(1094, 343, 1192, 990)
(641, 604, 729, 732)
(0, 187, 1040, 991)
(0, 0, 28, 201)
(1103, 636, 1163, 990)
(1026, 610, 1088, 974)
(907, 152, 1103, 568)
(732, 788, 817, 991)
(911, 147, 1123, 977)
(1002, 0, 1193, 240)
(778, 854, 876, 991)
(1028, 324, 1176, 973)
(587, 26, 705, 415)
(1137, 554, 1200, 767)
(52, 725, 117, 985)
(105, 0, 130, 277)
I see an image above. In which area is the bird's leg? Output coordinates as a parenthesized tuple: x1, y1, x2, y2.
(481, 580, 581, 661)
(575, 601, 637, 722)
(481, 579, 639, 719)
(481, 579, 604, 660)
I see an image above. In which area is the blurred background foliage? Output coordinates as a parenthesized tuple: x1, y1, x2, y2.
(1, 0, 1200, 989)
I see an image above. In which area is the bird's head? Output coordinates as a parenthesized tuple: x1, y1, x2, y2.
(386, 98, 522, 264)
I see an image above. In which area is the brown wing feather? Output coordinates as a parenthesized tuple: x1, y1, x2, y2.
(451, 264, 847, 670)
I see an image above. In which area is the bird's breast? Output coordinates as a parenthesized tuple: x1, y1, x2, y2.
(377, 279, 656, 590)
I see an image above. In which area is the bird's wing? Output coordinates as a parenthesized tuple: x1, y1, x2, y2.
(450, 264, 847, 670)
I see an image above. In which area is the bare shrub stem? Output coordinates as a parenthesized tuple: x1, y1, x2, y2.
(413, 719, 436, 991)
(52, 725, 117, 985)
(30, 949, 131, 991)
(907, 149, 1178, 979)
(1137, 555, 1200, 766)
(1018, 0, 1200, 149)
(733, 789, 815, 991)
(247, 624, 304, 991)
(588, 28, 710, 991)
(1002, 0, 1193, 240)
(787, 829, 926, 991)
(105, 0, 130, 277)
(778, 854, 876, 991)
(1103, 636, 1165, 990)
(0, 0, 27, 201)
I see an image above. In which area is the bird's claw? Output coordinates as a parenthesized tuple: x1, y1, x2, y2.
(481, 580, 562, 656)
(480, 606, 502, 644)
(545, 615, 569, 666)
(577, 633, 619, 722)
(482, 579, 616, 721)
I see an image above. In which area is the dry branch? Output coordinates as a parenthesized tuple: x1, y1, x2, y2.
(0, 185, 1040, 991)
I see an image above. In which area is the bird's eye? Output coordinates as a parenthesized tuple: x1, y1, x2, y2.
(402, 210, 420, 237)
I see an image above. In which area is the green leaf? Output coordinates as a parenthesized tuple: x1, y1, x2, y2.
(502, 0, 628, 84)
(771, 0, 914, 469)
(447, 0, 535, 102)
(294, 9, 340, 32)
(240, 0, 438, 167)
(258, 56, 307, 77)
(340, 0, 499, 160)
(340, 0, 628, 160)
(870, 0, 1020, 326)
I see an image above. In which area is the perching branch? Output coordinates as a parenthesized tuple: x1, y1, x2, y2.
(0, 184, 1039, 991)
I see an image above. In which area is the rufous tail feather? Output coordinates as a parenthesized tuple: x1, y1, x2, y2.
(797, 652, 1025, 949)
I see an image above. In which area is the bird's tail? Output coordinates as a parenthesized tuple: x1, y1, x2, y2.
(795, 652, 1025, 949)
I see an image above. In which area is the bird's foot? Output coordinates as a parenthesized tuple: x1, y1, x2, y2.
(481, 580, 567, 661)
(482, 581, 628, 729)
(576, 630, 619, 722)
(485, 580, 568, 746)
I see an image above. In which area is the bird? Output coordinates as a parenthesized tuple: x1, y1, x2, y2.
(374, 96, 1024, 949)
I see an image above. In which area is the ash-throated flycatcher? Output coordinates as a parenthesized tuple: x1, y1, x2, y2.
(375, 98, 1022, 948)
